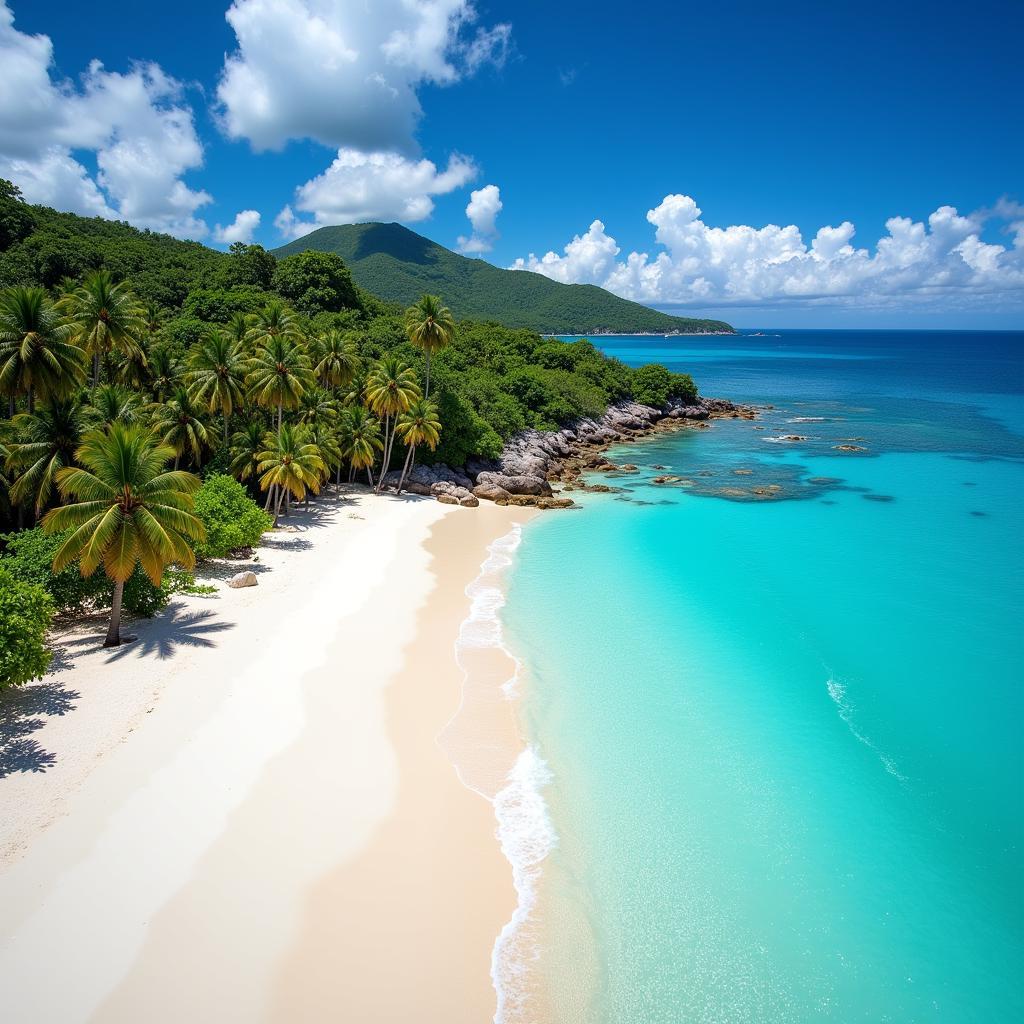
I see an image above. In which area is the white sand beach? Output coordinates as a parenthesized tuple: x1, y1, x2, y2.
(0, 489, 531, 1023)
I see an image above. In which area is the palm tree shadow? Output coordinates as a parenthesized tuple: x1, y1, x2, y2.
(102, 606, 235, 663)
(0, 680, 81, 778)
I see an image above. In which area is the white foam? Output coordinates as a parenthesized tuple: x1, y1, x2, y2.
(446, 524, 558, 1022)
(491, 747, 557, 1024)
(826, 675, 907, 782)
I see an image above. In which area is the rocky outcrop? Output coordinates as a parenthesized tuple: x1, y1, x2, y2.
(227, 571, 258, 589)
(476, 471, 552, 497)
(381, 462, 474, 495)
(473, 481, 512, 503)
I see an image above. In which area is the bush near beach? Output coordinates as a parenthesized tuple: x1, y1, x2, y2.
(0, 565, 53, 688)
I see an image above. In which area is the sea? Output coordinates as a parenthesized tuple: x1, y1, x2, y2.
(484, 331, 1024, 1022)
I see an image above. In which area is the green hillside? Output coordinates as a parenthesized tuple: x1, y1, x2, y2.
(274, 222, 732, 335)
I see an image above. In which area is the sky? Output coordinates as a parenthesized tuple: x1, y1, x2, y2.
(0, 0, 1022, 328)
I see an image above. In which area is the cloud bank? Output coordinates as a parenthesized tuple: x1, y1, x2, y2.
(217, 0, 510, 154)
(214, 209, 261, 245)
(0, 2, 211, 238)
(512, 196, 1024, 311)
(458, 184, 502, 253)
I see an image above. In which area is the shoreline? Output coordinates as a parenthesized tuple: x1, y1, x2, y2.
(0, 491, 532, 1022)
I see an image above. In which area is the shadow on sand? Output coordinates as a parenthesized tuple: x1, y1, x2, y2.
(0, 680, 81, 778)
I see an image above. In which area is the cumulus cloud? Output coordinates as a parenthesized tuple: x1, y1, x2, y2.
(275, 148, 476, 238)
(512, 195, 1024, 311)
(0, 2, 210, 238)
(458, 183, 502, 253)
(214, 209, 261, 245)
(217, 0, 510, 154)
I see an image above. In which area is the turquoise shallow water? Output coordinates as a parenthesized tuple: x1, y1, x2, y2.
(502, 331, 1024, 1022)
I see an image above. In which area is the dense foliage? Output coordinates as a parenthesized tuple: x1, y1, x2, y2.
(274, 222, 734, 335)
(192, 475, 272, 558)
(0, 565, 53, 688)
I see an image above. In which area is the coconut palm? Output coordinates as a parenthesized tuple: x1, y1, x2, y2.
(245, 300, 303, 352)
(307, 422, 343, 493)
(338, 405, 383, 486)
(364, 355, 420, 493)
(186, 329, 246, 441)
(312, 329, 361, 389)
(225, 311, 252, 349)
(42, 424, 204, 647)
(256, 424, 325, 524)
(146, 346, 181, 403)
(5, 399, 87, 517)
(151, 387, 210, 470)
(84, 383, 146, 428)
(296, 386, 339, 428)
(0, 285, 86, 414)
(228, 420, 267, 486)
(245, 335, 314, 429)
(59, 270, 146, 387)
(395, 398, 442, 495)
(404, 294, 455, 398)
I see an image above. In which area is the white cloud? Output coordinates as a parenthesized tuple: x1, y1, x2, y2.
(275, 148, 476, 238)
(214, 209, 261, 245)
(0, 2, 211, 238)
(512, 195, 1024, 311)
(458, 183, 502, 253)
(217, 0, 510, 154)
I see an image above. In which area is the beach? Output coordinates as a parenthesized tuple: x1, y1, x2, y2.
(0, 488, 531, 1023)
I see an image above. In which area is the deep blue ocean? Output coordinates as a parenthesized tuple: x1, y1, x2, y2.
(501, 331, 1024, 1022)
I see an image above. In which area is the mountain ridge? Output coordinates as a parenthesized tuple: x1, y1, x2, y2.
(273, 222, 733, 335)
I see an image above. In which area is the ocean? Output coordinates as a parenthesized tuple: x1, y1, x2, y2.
(492, 331, 1024, 1022)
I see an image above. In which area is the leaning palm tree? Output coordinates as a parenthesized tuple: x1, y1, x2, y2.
(338, 405, 383, 486)
(6, 399, 87, 517)
(256, 424, 325, 525)
(151, 387, 210, 470)
(312, 329, 361, 389)
(59, 270, 146, 388)
(395, 398, 442, 495)
(186, 328, 246, 441)
(228, 420, 266, 486)
(245, 335, 314, 429)
(364, 355, 420, 493)
(84, 383, 146, 429)
(404, 293, 455, 398)
(0, 285, 86, 414)
(42, 424, 204, 647)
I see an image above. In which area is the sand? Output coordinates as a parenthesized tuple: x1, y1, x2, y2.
(0, 488, 532, 1023)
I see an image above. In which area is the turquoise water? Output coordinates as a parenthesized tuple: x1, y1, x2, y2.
(502, 332, 1024, 1022)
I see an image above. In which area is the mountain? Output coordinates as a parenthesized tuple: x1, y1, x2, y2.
(273, 222, 733, 335)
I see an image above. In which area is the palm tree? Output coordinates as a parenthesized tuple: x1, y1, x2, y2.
(256, 424, 325, 524)
(84, 383, 146, 428)
(228, 420, 266, 486)
(404, 294, 455, 398)
(245, 299, 303, 352)
(6, 399, 87, 517)
(307, 423, 343, 495)
(338, 405, 383, 487)
(151, 387, 210, 470)
(42, 424, 204, 647)
(296, 386, 339, 428)
(364, 355, 420, 493)
(245, 335, 314, 429)
(0, 285, 86, 414)
(395, 398, 442, 495)
(146, 346, 181, 403)
(186, 329, 246, 441)
(59, 270, 146, 388)
(225, 311, 252, 350)
(312, 329, 361, 389)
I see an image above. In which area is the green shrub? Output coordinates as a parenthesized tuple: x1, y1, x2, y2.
(630, 364, 699, 407)
(1, 527, 184, 618)
(0, 565, 53, 688)
(192, 474, 272, 559)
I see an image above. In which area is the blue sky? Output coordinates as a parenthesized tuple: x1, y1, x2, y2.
(1, 0, 1022, 327)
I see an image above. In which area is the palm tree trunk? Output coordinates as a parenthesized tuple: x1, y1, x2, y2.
(277, 402, 282, 430)
(424, 350, 432, 399)
(104, 579, 124, 647)
(265, 484, 276, 511)
(366, 466, 374, 487)
(7, 394, 14, 418)
(397, 444, 415, 495)
(376, 415, 391, 494)
(92, 353, 100, 389)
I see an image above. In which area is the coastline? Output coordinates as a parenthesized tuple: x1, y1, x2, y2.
(0, 491, 531, 1022)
